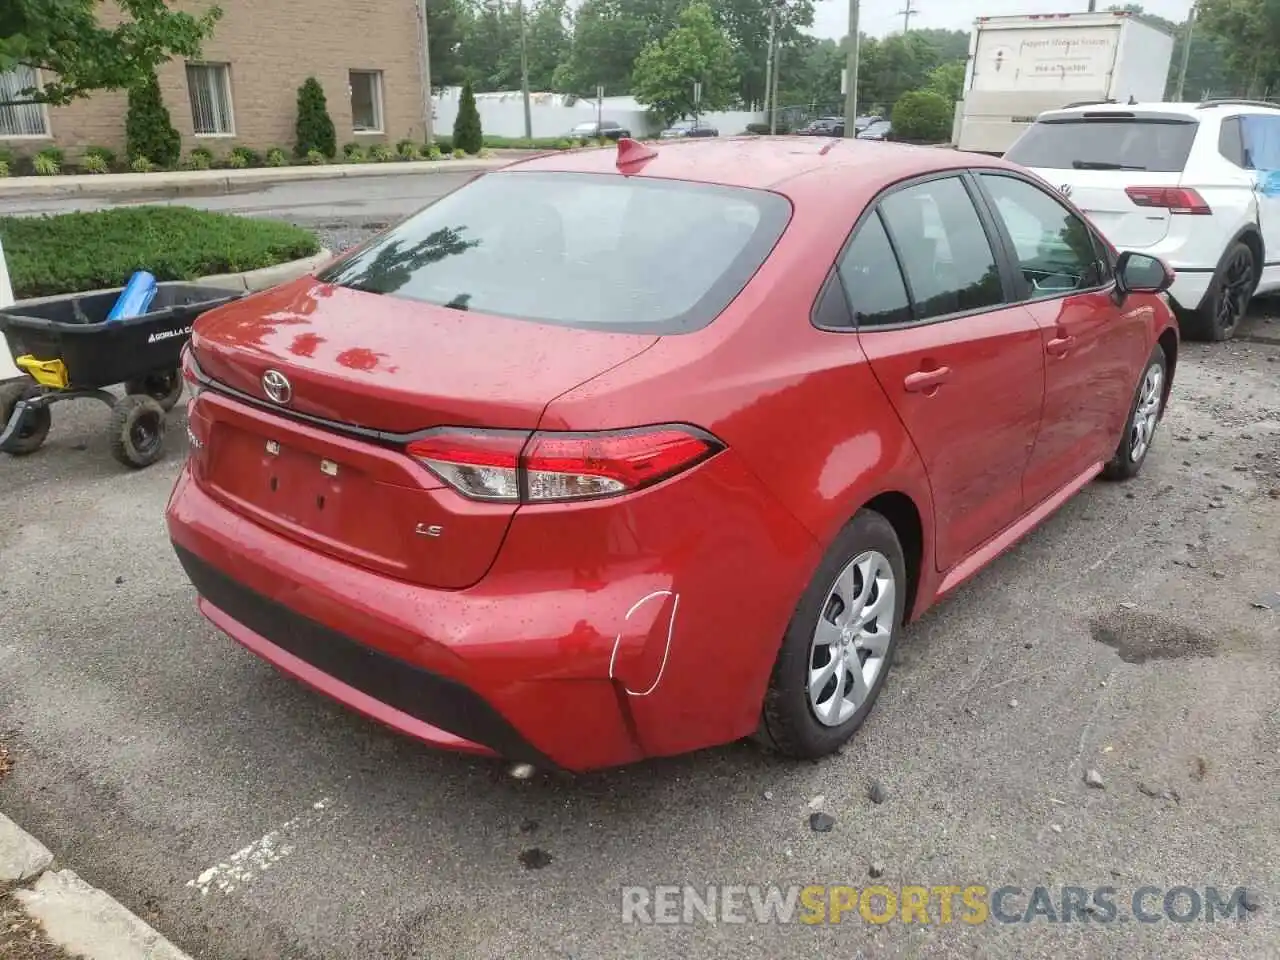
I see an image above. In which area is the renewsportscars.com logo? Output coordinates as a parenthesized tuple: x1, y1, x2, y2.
(621, 884, 1260, 926)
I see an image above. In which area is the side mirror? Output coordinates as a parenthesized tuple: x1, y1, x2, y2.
(1115, 251, 1174, 300)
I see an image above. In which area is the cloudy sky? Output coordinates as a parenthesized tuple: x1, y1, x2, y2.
(809, 0, 1195, 40)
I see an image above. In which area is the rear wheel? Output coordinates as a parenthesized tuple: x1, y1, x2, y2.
(1102, 345, 1168, 482)
(124, 367, 183, 412)
(1178, 241, 1255, 341)
(758, 509, 907, 759)
(108, 394, 167, 469)
(0, 381, 51, 456)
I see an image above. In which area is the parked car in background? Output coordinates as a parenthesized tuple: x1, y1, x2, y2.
(1005, 99, 1279, 341)
(568, 119, 631, 141)
(169, 137, 1178, 772)
(660, 121, 719, 139)
(798, 116, 845, 137)
(858, 120, 893, 140)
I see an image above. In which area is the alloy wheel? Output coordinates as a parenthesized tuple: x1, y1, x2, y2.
(808, 550, 895, 727)
(1215, 248, 1254, 336)
(1129, 363, 1164, 462)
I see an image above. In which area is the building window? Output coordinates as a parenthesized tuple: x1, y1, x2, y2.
(0, 66, 51, 138)
(349, 71, 384, 133)
(186, 63, 234, 136)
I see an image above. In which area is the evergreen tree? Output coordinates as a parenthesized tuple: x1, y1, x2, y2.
(294, 77, 337, 159)
(453, 79, 483, 154)
(125, 72, 181, 167)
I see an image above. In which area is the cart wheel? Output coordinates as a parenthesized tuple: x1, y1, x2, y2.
(0, 381, 52, 456)
(124, 368, 184, 412)
(108, 394, 167, 469)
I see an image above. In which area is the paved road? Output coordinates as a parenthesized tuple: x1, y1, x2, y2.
(0, 171, 479, 226)
(1, 335, 1278, 958)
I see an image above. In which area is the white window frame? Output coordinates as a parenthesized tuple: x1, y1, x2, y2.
(349, 70, 385, 134)
(185, 62, 235, 138)
(0, 66, 52, 140)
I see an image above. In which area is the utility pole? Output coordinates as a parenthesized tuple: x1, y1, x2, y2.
(771, 41, 783, 133)
(1087, 0, 1097, 10)
(763, 4, 778, 119)
(842, 0, 860, 137)
(516, 0, 533, 139)
(897, 0, 916, 34)
(1174, 2, 1197, 101)
(417, 0, 434, 144)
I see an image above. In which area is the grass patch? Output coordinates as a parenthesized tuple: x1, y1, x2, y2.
(0, 206, 320, 299)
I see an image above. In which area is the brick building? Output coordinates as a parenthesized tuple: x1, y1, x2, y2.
(0, 0, 430, 161)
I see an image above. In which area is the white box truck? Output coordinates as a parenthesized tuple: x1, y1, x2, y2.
(952, 10, 1175, 155)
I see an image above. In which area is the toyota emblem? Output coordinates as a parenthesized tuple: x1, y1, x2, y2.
(1059, 183, 1073, 197)
(262, 369, 292, 405)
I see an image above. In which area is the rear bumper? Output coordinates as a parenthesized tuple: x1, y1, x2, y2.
(1167, 268, 1215, 312)
(166, 446, 818, 770)
(173, 544, 554, 765)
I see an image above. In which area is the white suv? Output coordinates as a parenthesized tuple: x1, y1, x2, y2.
(1004, 99, 1280, 340)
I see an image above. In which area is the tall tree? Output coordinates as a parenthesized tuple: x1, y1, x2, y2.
(555, 0, 685, 97)
(0, 0, 221, 106)
(426, 0, 467, 88)
(632, 1, 738, 123)
(524, 0, 572, 91)
(714, 0, 814, 108)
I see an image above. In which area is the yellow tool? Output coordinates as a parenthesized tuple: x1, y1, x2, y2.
(15, 355, 69, 389)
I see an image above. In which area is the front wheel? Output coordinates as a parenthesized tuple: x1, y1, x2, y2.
(758, 509, 907, 759)
(108, 394, 167, 469)
(0, 381, 51, 456)
(1102, 345, 1168, 482)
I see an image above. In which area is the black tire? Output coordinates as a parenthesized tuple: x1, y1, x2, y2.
(0, 380, 51, 456)
(1177, 241, 1256, 342)
(108, 394, 167, 469)
(1102, 344, 1168, 482)
(758, 509, 908, 759)
(124, 367, 184, 412)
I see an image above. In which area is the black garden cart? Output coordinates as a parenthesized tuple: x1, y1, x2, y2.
(0, 282, 242, 468)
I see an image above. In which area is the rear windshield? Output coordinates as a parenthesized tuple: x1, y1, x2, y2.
(1004, 118, 1198, 172)
(317, 171, 792, 334)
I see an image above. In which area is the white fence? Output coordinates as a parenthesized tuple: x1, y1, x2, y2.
(432, 88, 765, 140)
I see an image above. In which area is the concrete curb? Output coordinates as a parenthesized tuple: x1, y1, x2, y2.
(0, 157, 514, 200)
(3, 815, 192, 959)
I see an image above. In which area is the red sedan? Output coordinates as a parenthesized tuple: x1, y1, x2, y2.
(167, 137, 1179, 771)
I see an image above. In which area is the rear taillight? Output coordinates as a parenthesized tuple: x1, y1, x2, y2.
(406, 426, 723, 503)
(1125, 186, 1211, 215)
(180, 344, 202, 397)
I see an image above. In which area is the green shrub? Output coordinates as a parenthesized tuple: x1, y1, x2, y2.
(265, 147, 288, 167)
(230, 146, 261, 167)
(342, 142, 363, 160)
(33, 153, 59, 176)
(0, 160, 9, 178)
(130, 155, 155, 173)
(82, 154, 110, 174)
(184, 147, 213, 170)
(84, 145, 117, 169)
(294, 77, 336, 160)
(37, 146, 65, 166)
(304, 148, 326, 165)
(452, 80, 483, 155)
(555, 138, 572, 150)
(0, 206, 321, 299)
(396, 138, 420, 160)
(126, 73, 181, 167)
(0, 148, 11, 166)
(452, 147, 467, 159)
(427, 145, 443, 161)
(369, 143, 394, 162)
(428, 134, 453, 153)
(890, 89, 952, 142)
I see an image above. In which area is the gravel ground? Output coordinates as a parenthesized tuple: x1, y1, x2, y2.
(0, 313, 1277, 958)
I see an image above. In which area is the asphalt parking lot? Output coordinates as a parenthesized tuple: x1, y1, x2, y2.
(1, 319, 1278, 958)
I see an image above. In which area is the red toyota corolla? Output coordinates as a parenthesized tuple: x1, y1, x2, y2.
(167, 137, 1179, 771)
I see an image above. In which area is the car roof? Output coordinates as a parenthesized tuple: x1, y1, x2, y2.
(504, 136, 1014, 192)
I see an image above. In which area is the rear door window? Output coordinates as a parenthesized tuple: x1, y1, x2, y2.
(837, 212, 912, 327)
(878, 177, 1005, 321)
(317, 171, 791, 334)
(1004, 117, 1198, 172)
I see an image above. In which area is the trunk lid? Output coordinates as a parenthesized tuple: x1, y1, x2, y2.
(1027, 168, 1182, 249)
(188, 277, 658, 589)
